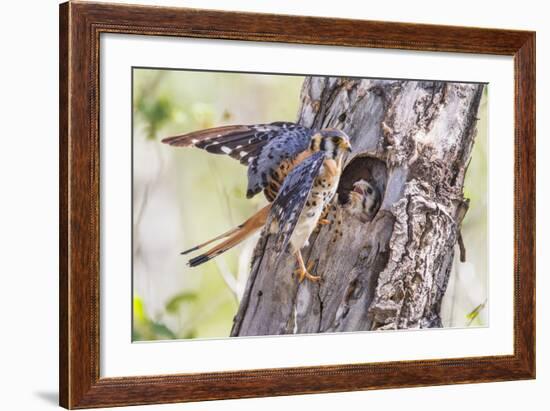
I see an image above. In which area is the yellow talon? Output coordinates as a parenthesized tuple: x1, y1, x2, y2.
(294, 260, 320, 283)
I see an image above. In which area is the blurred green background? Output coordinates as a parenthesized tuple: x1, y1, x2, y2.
(132, 69, 488, 341)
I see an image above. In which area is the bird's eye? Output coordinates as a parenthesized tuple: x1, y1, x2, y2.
(366, 187, 373, 194)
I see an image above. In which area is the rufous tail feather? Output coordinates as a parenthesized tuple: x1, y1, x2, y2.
(185, 204, 271, 267)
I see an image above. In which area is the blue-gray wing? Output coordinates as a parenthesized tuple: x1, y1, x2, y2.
(246, 124, 313, 198)
(162, 122, 313, 198)
(267, 151, 326, 256)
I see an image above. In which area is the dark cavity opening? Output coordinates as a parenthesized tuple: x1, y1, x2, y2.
(337, 156, 388, 208)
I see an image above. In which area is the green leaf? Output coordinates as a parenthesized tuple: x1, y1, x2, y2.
(165, 292, 197, 314)
(136, 94, 174, 139)
(133, 296, 146, 323)
(150, 322, 177, 339)
(466, 300, 487, 325)
(132, 328, 143, 341)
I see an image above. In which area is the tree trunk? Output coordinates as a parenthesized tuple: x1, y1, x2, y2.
(231, 77, 484, 336)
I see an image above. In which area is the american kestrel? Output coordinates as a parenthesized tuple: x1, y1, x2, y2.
(162, 122, 353, 282)
(315, 180, 381, 243)
(345, 179, 381, 223)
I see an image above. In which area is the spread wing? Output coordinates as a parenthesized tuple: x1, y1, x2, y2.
(267, 151, 326, 256)
(162, 122, 313, 198)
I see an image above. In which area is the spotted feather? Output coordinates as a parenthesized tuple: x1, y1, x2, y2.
(267, 151, 326, 256)
(162, 122, 313, 199)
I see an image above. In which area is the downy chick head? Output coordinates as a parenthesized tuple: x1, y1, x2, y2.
(346, 179, 381, 222)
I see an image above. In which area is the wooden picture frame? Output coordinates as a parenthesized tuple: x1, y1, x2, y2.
(59, 1, 535, 408)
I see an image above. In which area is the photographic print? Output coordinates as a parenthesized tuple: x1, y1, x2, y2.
(132, 68, 487, 341)
(60, 5, 535, 406)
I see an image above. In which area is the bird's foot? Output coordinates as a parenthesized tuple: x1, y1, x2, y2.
(294, 261, 321, 283)
(318, 218, 330, 225)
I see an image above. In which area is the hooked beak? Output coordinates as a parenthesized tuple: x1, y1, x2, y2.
(344, 141, 352, 152)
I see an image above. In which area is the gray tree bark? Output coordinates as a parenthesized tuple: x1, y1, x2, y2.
(231, 77, 484, 336)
